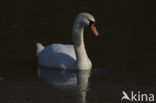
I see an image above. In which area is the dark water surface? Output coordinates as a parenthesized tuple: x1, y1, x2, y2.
(1, 0, 156, 103)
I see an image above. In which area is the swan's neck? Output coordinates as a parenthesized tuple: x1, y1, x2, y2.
(72, 23, 91, 69)
(72, 24, 85, 47)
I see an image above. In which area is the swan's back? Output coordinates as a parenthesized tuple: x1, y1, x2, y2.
(37, 44, 76, 69)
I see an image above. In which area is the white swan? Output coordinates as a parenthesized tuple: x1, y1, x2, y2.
(36, 13, 99, 70)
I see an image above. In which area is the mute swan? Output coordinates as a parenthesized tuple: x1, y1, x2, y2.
(36, 13, 99, 70)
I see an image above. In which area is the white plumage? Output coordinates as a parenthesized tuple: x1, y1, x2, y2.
(37, 44, 76, 69)
(36, 13, 99, 70)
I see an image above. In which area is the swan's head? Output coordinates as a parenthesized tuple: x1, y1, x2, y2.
(75, 13, 99, 36)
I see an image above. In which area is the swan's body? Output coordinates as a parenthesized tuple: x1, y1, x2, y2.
(36, 13, 99, 70)
(37, 43, 91, 69)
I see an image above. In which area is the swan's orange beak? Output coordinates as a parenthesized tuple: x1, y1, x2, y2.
(90, 24, 99, 36)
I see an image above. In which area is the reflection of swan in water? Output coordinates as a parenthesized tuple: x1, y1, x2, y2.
(38, 67, 77, 88)
(75, 70, 90, 103)
(38, 66, 90, 103)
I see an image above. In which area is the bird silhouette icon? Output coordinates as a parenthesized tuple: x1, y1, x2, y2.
(121, 91, 131, 101)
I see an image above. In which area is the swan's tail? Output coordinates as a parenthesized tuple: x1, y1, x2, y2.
(36, 42, 45, 56)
